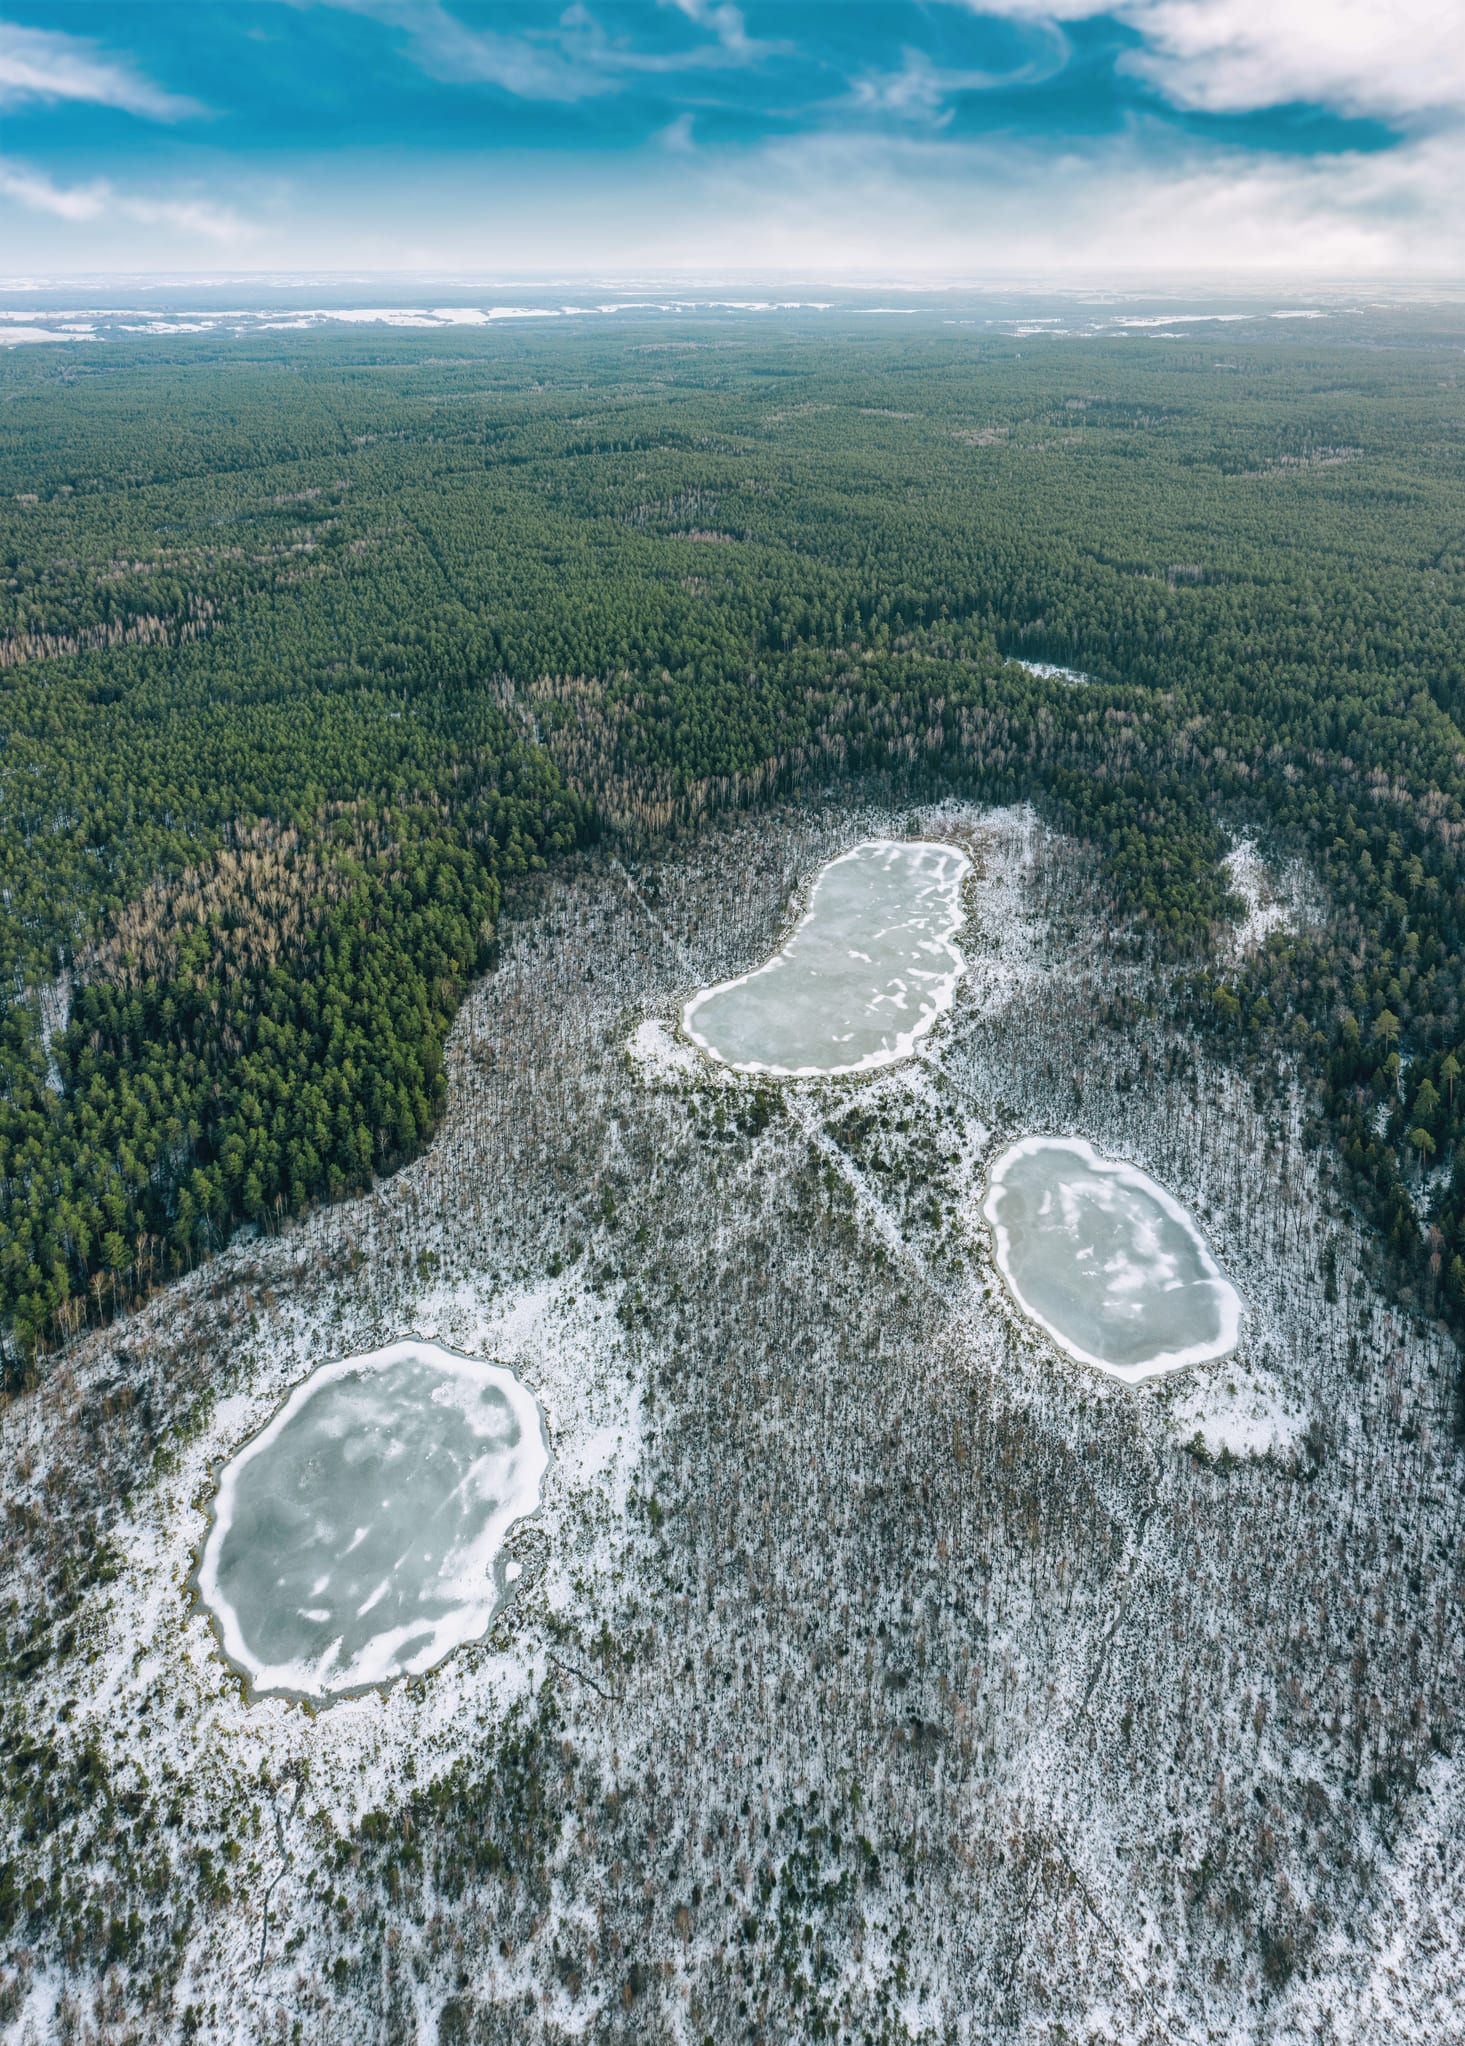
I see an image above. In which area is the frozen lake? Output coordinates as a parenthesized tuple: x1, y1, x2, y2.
(681, 838, 971, 1076)
(196, 1339, 549, 1700)
(983, 1137, 1242, 1383)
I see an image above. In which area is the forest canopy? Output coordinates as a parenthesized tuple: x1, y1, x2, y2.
(2, 320, 1464, 1362)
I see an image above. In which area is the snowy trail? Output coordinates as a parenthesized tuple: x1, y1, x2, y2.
(780, 1088, 918, 1266)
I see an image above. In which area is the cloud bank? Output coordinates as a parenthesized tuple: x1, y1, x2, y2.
(0, 159, 248, 244)
(967, 0, 1465, 124)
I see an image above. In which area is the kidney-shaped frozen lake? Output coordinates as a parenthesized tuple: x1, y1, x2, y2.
(982, 1137, 1242, 1383)
(196, 1339, 549, 1700)
(681, 838, 971, 1077)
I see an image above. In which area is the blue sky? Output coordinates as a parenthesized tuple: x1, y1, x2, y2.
(0, 2, 1460, 276)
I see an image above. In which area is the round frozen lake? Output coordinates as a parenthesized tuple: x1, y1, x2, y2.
(982, 1137, 1242, 1383)
(196, 1339, 549, 1701)
(681, 838, 971, 1077)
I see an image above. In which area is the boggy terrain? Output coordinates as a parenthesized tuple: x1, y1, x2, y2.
(2, 796, 1464, 2044)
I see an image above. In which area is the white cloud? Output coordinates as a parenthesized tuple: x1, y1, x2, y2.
(954, 0, 1465, 125)
(0, 159, 250, 243)
(51, 116, 1448, 278)
(320, 0, 613, 100)
(660, 0, 763, 62)
(1119, 0, 1465, 122)
(657, 111, 697, 152)
(849, 35, 1068, 123)
(310, 0, 776, 101)
(1, 3, 1456, 278)
(248, 121, 1457, 279)
(0, 20, 202, 119)
(655, 123, 1465, 279)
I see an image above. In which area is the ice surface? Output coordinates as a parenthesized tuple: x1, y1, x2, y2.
(196, 1339, 549, 1700)
(983, 1137, 1242, 1383)
(681, 838, 971, 1076)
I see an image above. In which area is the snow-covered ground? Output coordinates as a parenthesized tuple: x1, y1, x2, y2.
(1008, 657, 1099, 686)
(1163, 1349, 1309, 1462)
(3, 794, 1461, 2046)
(1224, 834, 1321, 952)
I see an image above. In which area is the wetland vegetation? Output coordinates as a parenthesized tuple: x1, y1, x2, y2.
(2, 312, 1465, 2043)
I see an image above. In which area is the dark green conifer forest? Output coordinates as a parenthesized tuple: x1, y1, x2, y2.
(2, 321, 1464, 1365)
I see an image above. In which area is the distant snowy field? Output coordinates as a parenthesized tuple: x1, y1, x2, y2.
(0, 285, 1358, 345)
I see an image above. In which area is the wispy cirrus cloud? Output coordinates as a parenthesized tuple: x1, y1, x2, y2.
(314, 0, 614, 101)
(0, 19, 203, 120)
(308, 0, 778, 103)
(660, 0, 767, 63)
(0, 158, 249, 242)
(849, 33, 1068, 125)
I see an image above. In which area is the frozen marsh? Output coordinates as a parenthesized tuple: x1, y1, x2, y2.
(5, 797, 1465, 2046)
(196, 1339, 549, 1700)
(680, 836, 970, 1075)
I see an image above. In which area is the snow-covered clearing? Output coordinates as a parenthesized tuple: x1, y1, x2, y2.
(1008, 657, 1099, 686)
(2, 791, 1462, 2046)
(1224, 834, 1320, 953)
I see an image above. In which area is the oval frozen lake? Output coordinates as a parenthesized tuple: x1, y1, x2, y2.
(681, 838, 971, 1077)
(982, 1137, 1242, 1383)
(196, 1339, 549, 1701)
